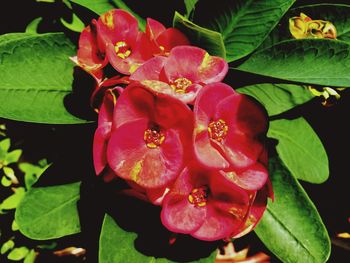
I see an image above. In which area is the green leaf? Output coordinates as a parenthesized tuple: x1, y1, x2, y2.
(3, 166, 19, 184)
(1, 240, 15, 254)
(268, 117, 329, 183)
(1, 176, 12, 187)
(70, 0, 146, 31)
(12, 219, 19, 231)
(192, 0, 296, 61)
(237, 39, 350, 87)
(184, 0, 198, 18)
(0, 33, 90, 124)
(25, 17, 43, 34)
(0, 187, 25, 212)
(15, 182, 81, 240)
(4, 150, 22, 165)
(255, 158, 331, 263)
(7, 247, 30, 261)
(237, 84, 314, 116)
(173, 12, 226, 58)
(61, 14, 85, 33)
(23, 249, 36, 263)
(99, 214, 217, 263)
(19, 162, 49, 189)
(0, 138, 11, 154)
(69, 0, 114, 15)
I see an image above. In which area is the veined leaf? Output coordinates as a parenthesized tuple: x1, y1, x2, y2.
(99, 214, 217, 263)
(237, 84, 314, 116)
(0, 33, 90, 124)
(255, 158, 330, 263)
(268, 117, 329, 183)
(192, 0, 296, 61)
(237, 39, 350, 87)
(15, 182, 81, 240)
(184, 0, 198, 18)
(173, 12, 226, 58)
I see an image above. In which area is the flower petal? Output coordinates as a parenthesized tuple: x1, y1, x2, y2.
(164, 46, 228, 84)
(130, 56, 167, 81)
(107, 119, 183, 189)
(161, 193, 206, 234)
(93, 123, 111, 175)
(156, 28, 190, 53)
(146, 18, 166, 40)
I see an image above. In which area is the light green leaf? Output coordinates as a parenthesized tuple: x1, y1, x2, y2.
(255, 158, 330, 263)
(192, 0, 296, 61)
(1, 240, 15, 254)
(24, 249, 36, 263)
(4, 149, 22, 165)
(15, 182, 81, 240)
(3, 166, 19, 184)
(12, 219, 19, 231)
(0, 138, 11, 154)
(70, 0, 146, 31)
(237, 39, 350, 87)
(268, 117, 329, 183)
(61, 14, 85, 33)
(173, 12, 226, 58)
(25, 17, 43, 34)
(1, 176, 12, 187)
(19, 162, 50, 189)
(0, 187, 25, 211)
(237, 84, 314, 116)
(0, 33, 90, 124)
(184, 0, 198, 18)
(99, 214, 217, 263)
(7, 247, 30, 261)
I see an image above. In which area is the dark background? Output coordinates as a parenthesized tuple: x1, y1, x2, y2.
(0, 0, 349, 262)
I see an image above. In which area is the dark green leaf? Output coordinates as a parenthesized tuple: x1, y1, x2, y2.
(7, 247, 29, 261)
(268, 117, 329, 183)
(173, 12, 226, 58)
(237, 84, 314, 116)
(255, 158, 330, 263)
(70, 0, 146, 31)
(237, 39, 350, 87)
(0, 33, 90, 124)
(192, 0, 296, 61)
(184, 0, 198, 18)
(15, 182, 81, 240)
(99, 214, 217, 263)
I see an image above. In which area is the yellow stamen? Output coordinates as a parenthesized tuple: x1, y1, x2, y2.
(144, 127, 165, 148)
(114, 41, 131, 59)
(208, 119, 228, 142)
(170, 77, 192, 94)
(188, 187, 208, 207)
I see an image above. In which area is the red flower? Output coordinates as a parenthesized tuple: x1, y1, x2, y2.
(71, 20, 107, 82)
(97, 9, 153, 75)
(193, 83, 268, 171)
(106, 82, 193, 190)
(161, 165, 255, 241)
(146, 18, 190, 56)
(93, 87, 123, 181)
(130, 46, 228, 104)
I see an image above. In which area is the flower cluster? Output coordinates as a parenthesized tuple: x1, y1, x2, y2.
(75, 9, 272, 241)
(289, 13, 337, 39)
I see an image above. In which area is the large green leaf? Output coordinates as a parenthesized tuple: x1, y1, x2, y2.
(237, 84, 314, 116)
(255, 158, 330, 263)
(268, 118, 329, 183)
(15, 182, 81, 240)
(0, 33, 89, 124)
(237, 39, 350, 87)
(99, 214, 217, 263)
(260, 4, 350, 50)
(70, 0, 146, 31)
(192, 0, 296, 61)
(173, 12, 226, 58)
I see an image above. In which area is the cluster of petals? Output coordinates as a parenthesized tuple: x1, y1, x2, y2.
(77, 9, 273, 242)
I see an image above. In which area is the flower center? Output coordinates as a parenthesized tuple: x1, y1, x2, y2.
(170, 77, 192, 94)
(144, 126, 165, 149)
(114, 41, 131, 59)
(188, 187, 208, 207)
(208, 119, 228, 142)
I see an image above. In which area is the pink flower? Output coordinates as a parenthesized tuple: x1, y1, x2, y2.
(130, 46, 228, 104)
(106, 82, 193, 190)
(193, 83, 268, 171)
(146, 18, 190, 56)
(71, 20, 107, 82)
(161, 165, 255, 241)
